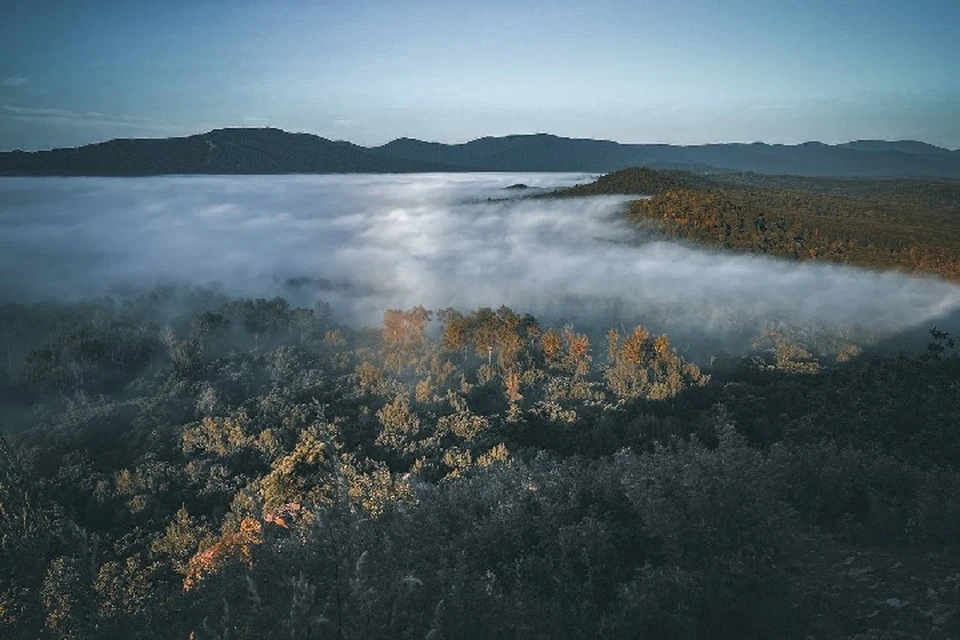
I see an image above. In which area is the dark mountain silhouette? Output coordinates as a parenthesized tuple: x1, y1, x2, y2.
(0, 128, 446, 176)
(838, 139, 953, 155)
(2, 127, 958, 178)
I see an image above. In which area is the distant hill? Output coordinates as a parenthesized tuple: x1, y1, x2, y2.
(373, 135, 960, 177)
(549, 167, 718, 196)
(838, 140, 953, 155)
(2, 128, 958, 178)
(0, 128, 447, 176)
(553, 166, 960, 282)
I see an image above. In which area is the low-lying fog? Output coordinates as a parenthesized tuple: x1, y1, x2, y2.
(2, 173, 959, 352)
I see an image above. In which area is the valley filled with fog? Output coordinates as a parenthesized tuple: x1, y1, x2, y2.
(8, 2, 960, 636)
(2, 172, 959, 353)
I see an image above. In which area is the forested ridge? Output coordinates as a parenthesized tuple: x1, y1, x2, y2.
(557, 167, 960, 280)
(2, 289, 960, 638)
(3, 128, 959, 177)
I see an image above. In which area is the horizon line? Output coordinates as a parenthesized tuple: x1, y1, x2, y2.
(2, 126, 957, 154)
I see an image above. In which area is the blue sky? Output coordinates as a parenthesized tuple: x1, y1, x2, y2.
(1, 0, 958, 150)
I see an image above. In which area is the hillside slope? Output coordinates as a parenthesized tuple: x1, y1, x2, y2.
(0, 128, 448, 176)
(2, 129, 958, 177)
(554, 167, 960, 281)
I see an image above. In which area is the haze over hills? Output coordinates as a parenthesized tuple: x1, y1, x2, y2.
(1, 127, 959, 178)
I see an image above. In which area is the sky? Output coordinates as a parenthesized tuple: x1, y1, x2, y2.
(1, 0, 958, 150)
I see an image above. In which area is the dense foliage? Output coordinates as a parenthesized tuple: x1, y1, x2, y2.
(2, 290, 960, 638)
(558, 167, 960, 280)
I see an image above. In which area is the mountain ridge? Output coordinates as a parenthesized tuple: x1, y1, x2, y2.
(2, 127, 958, 178)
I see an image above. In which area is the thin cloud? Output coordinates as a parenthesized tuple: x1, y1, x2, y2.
(3, 105, 74, 118)
(1, 75, 28, 87)
(0, 104, 179, 132)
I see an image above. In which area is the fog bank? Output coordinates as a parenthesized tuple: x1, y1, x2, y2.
(2, 173, 959, 350)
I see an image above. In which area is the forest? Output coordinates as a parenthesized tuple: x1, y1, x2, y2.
(557, 167, 960, 280)
(5, 0, 959, 634)
(2, 281, 960, 639)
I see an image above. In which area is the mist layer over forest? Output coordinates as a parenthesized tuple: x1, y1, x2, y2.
(4, 172, 960, 640)
(1, 173, 958, 353)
